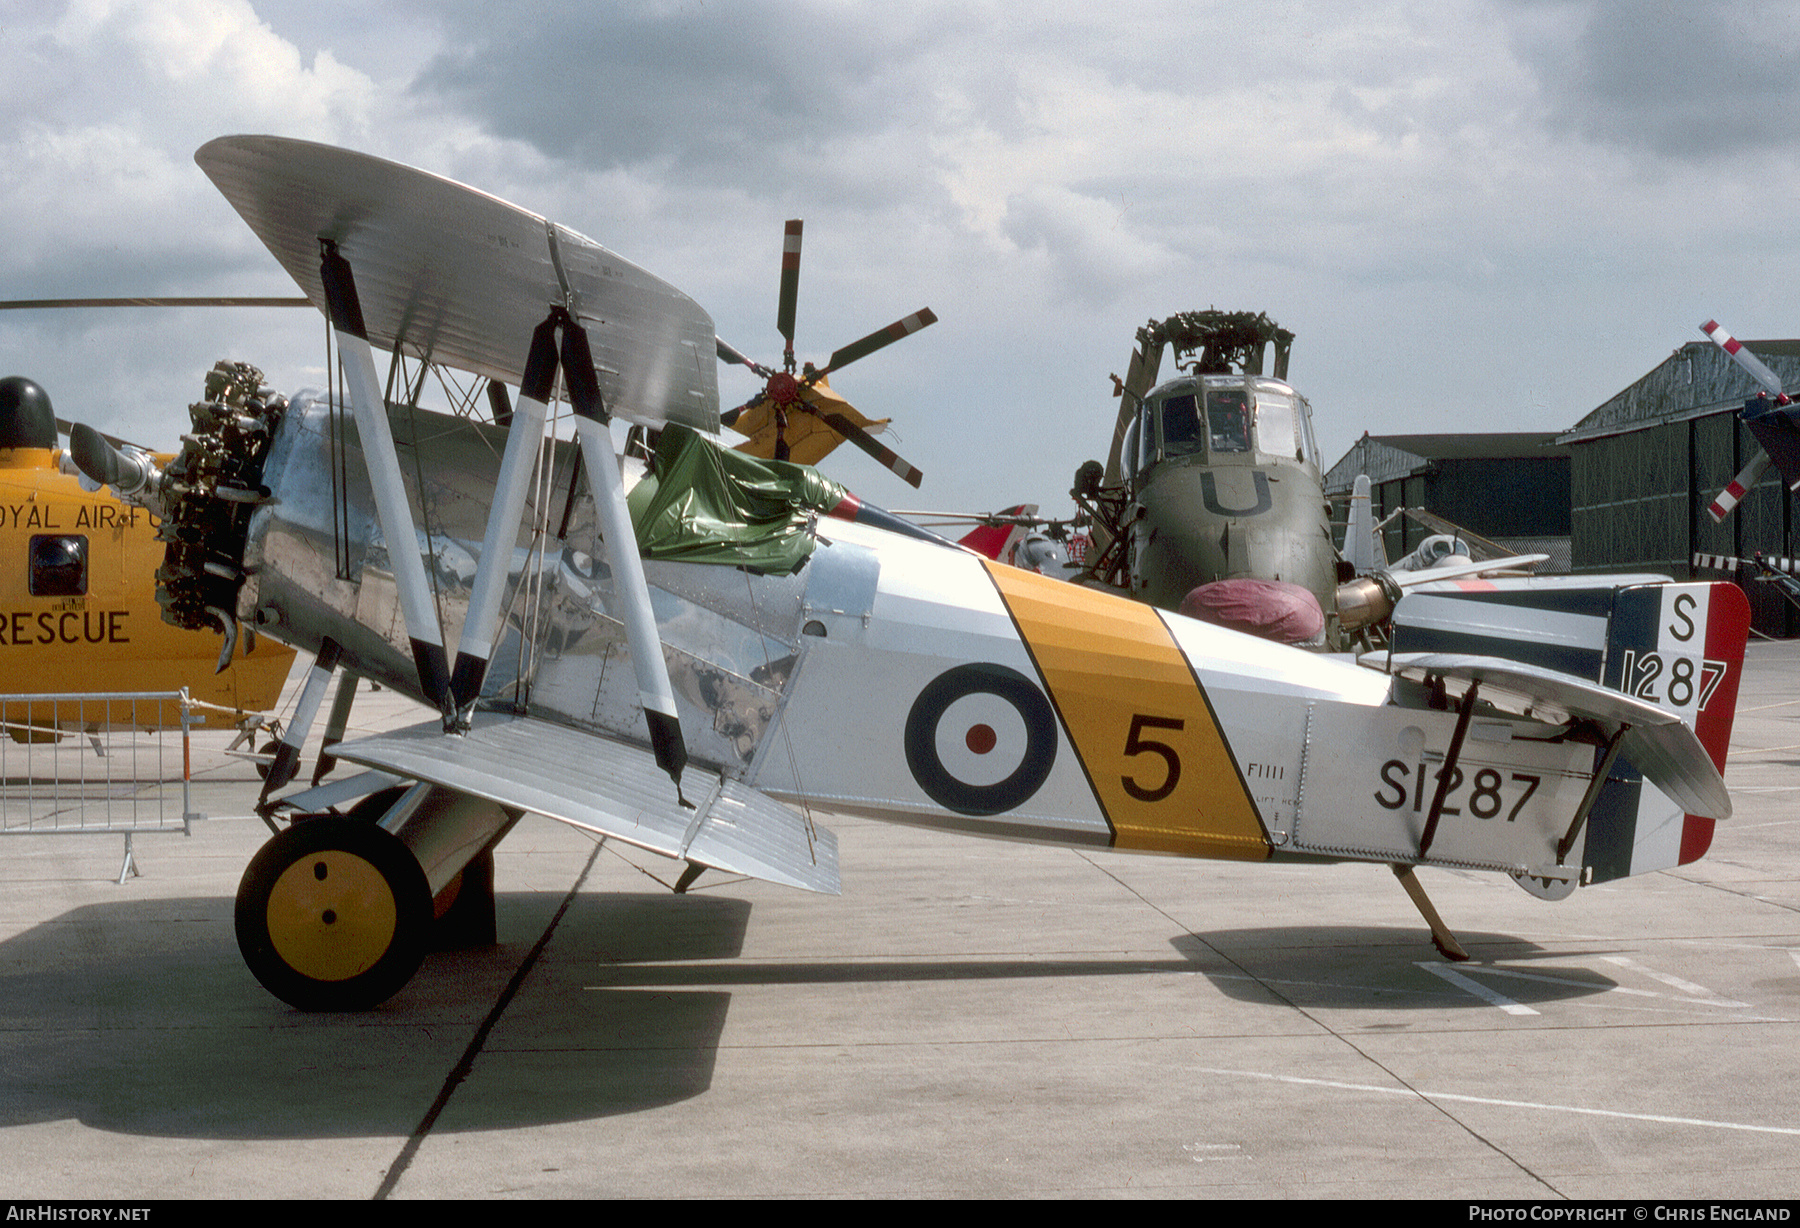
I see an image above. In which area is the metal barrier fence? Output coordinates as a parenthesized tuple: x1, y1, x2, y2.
(0, 691, 198, 882)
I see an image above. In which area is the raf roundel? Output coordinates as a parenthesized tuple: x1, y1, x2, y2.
(904, 663, 1058, 816)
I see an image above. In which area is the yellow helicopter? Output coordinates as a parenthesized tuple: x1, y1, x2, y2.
(0, 374, 293, 740)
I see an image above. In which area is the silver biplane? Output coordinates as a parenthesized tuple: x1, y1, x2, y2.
(76, 137, 1749, 1009)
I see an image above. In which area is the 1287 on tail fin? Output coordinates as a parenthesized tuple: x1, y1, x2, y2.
(1387, 576, 1750, 885)
(1590, 581, 1749, 878)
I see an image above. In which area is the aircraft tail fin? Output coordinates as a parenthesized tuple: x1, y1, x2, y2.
(1585, 581, 1750, 879)
(1344, 474, 1380, 572)
(1388, 577, 1751, 881)
(956, 505, 1037, 561)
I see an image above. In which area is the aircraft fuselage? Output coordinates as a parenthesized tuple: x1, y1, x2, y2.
(228, 395, 1724, 891)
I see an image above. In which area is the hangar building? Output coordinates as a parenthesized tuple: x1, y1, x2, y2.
(1324, 433, 1571, 571)
(1557, 338, 1800, 636)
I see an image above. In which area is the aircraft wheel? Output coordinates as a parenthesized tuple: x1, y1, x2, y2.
(253, 739, 279, 780)
(235, 816, 431, 1011)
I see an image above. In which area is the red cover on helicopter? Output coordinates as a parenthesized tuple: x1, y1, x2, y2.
(1179, 577, 1326, 646)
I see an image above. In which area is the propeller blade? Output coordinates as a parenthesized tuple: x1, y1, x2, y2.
(486, 379, 513, 428)
(815, 409, 924, 488)
(818, 308, 937, 377)
(54, 418, 141, 453)
(1708, 451, 1771, 522)
(67, 422, 168, 514)
(777, 219, 802, 361)
(1699, 320, 1794, 519)
(1692, 551, 1800, 574)
(1702, 320, 1788, 398)
(67, 423, 133, 489)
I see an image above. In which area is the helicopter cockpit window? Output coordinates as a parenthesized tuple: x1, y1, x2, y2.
(1297, 394, 1320, 467)
(1206, 389, 1251, 454)
(1159, 394, 1203, 459)
(1122, 409, 1141, 482)
(1254, 389, 1300, 460)
(30, 534, 87, 597)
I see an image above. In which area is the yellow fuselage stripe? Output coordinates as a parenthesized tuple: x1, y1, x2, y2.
(982, 562, 1270, 860)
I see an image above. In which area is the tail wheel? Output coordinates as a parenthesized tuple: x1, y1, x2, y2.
(235, 816, 431, 1010)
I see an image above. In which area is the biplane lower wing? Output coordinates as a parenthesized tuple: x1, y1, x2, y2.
(195, 135, 719, 431)
(328, 712, 839, 894)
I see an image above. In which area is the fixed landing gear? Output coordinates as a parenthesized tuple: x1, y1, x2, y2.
(235, 817, 433, 1011)
(236, 783, 519, 1009)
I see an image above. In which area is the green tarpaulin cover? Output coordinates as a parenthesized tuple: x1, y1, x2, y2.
(628, 423, 848, 574)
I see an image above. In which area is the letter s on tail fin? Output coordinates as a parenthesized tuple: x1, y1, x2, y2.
(1587, 581, 1750, 881)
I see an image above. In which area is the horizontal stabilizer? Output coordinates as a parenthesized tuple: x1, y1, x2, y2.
(330, 713, 838, 894)
(1373, 652, 1731, 821)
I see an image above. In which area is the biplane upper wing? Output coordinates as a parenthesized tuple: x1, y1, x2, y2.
(1377, 651, 1731, 820)
(196, 134, 719, 431)
(327, 711, 839, 894)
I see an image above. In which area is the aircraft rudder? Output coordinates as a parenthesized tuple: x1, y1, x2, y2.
(957, 507, 1026, 560)
(1587, 580, 1750, 878)
(1679, 580, 1750, 863)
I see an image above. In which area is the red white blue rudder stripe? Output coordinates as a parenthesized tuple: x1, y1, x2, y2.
(1585, 582, 1749, 881)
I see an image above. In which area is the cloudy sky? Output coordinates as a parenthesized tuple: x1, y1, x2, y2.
(5, 0, 1800, 517)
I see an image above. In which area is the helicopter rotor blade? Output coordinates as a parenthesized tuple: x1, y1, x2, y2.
(1708, 451, 1771, 523)
(1702, 319, 1788, 399)
(813, 408, 923, 488)
(777, 219, 803, 366)
(716, 335, 770, 376)
(1700, 321, 1792, 519)
(724, 221, 934, 485)
(818, 308, 938, 379)
(719, 389, 769, 430)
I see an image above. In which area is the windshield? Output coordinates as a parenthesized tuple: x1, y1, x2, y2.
(1146, 380, 1314, 467)
(1160, 393, 1202, 458)
(1206, 389, 1250, 454)
(1254, 388, 1298, 460)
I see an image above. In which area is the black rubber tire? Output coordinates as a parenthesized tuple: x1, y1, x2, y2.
(235, 816, 432, 1011)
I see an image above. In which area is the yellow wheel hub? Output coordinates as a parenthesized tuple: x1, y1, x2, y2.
(264, 850, 398, 982)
